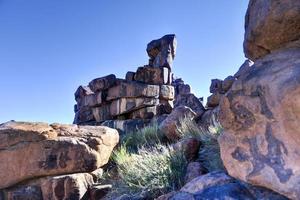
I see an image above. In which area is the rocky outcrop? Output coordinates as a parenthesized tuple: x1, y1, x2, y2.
(244, 0, 300, 60)
(74, 35, 177, 126)
(219, 48, 300, 199)
(172, 78, 205, 115)
(0, 121, 119, 199)
(219, 0, 300, 199)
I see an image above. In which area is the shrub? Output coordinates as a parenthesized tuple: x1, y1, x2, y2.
(176, 116, 225, 172)
(113, 144, 187, 198)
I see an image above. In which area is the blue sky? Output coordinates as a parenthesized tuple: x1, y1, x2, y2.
(0, 1, 249, 124)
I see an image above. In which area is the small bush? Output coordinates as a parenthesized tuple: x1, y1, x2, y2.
(113, 144, 187, 198)
(176, 116, 225, 172)
(122, 123, 164, 152)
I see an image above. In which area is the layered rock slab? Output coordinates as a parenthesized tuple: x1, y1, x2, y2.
(219, 48, 300, 199)
(0, 121, 119, 189)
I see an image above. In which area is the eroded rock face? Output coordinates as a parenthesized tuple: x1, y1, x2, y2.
(244, 0, 300, 60)
(219, 48, 300, 199)
(0, 121, 119, 189)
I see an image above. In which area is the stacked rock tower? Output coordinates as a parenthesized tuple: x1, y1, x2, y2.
(74, 34, 177, 125)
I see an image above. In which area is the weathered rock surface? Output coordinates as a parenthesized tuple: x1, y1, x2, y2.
(244, 0, 300, 60)
(219, 48, 300, 199)
(147, 34, 177, 69)
(159, 106, 196, 141)
(0, 121, 119, 189)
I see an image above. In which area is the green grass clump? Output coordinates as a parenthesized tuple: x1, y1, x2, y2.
(176, 116, 225, 172)
(113, 144, 187, 198)
(122, 123, 164, 152)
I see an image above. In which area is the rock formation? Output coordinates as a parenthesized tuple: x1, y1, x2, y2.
(218, 0, 300, 199)
(172, 78, 205, 115)
(74, 35, 177, 130)
(0, 121, 119, 199)
(73, 35, 206, 136)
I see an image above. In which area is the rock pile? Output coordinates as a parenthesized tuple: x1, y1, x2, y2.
(206, 76, 235, 109)
(0, 121, 119, 199)
(219, 0, 300, 199)
(172, 78, 205, 115)
(74, 35, 177, 127)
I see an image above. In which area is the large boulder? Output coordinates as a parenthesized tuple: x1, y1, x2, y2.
(244, 0, 300, 60)
(147, 34, 177, 69)
(0, 121, 119, 189)
(3, 172, 95, 200)
(174, 94, 205, 115)
(134, 65, 171, 85)
(159, 106, 196, 141)
(107, 81, 160, 101)
(219, 48, 300, 199)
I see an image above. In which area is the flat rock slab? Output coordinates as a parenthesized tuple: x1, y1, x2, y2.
(3, 172, 94, 200)
(0, 121, 119, 189)
(107, 81, 159, 101)
(134, 65, 171, 85)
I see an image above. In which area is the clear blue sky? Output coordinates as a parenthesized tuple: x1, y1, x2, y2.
(0, 0, 249, 124)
